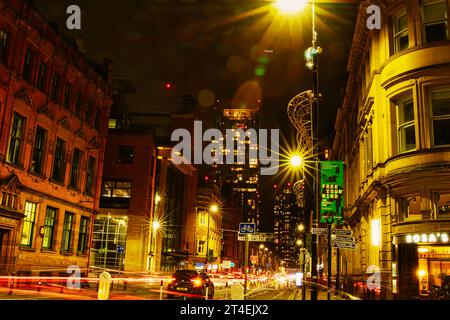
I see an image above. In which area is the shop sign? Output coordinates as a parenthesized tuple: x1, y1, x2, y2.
(405, 232, 449, 244)
(320, 161, 344, 224)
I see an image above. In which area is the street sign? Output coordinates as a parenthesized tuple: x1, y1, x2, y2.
(333, 235, 355, 242)
(331, 229, 353, 236)
(332, 241, 356, 249)
(238, 233, 276, 242)
(239, 223, 256, 234)
(320, 161, 344, 224)
(311, 228, 328, 235)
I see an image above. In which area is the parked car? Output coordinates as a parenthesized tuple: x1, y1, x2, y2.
(166, 269, 215, 300)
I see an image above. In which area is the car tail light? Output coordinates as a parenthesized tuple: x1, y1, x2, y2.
(191, 277, 202, 287)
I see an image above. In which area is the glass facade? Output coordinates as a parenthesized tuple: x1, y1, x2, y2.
(91, 216, 127, 273)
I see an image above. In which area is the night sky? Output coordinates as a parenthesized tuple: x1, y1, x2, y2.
(34, 0, 358, 231)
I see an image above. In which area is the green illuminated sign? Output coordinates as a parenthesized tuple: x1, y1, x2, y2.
(320, 161, 344, 224)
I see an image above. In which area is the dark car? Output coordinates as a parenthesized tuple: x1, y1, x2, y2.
(166, 269, 215, 300)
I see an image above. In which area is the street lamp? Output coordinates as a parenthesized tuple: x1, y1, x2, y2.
(206, 204, 219, 266)
(150, 219, 161, 272)
(274, 0, 307, 14)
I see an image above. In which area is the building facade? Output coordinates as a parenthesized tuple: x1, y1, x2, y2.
(332, 0, 450, 299)
(0, 0, 112, 279)
(273, 183, 303, 269)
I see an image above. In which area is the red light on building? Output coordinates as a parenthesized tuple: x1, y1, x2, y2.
(165, 82, 172, 89)
(273, 184, 277, 189)
(204, 176, 209, 181)
(287, 182, 291, 187)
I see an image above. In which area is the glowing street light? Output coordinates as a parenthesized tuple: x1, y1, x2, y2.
(274, 0, 307, 15)
(152, 220, 161, 230)
(298, 224, 305, 232)
(289, 154, 303, 169)
(296, 239, 303, 246)
(210, 204, 219, 214)
(259, 244, 265, 250)
(206, 204, 220, 264)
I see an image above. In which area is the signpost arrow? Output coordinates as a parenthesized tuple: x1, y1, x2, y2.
(331, 229, 353, 236)
(332, 241, 356, 249)
(334, 235, 355, 242)
(311, 228, 328, 236)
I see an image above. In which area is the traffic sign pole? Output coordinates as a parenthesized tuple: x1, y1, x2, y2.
(244, 234, 249, 299)
(327, 222, 332, 301)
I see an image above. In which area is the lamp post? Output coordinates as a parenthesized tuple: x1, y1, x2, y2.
(151, 219, 161, 272)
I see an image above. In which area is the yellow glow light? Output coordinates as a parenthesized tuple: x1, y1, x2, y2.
(298, 224, 305, 232)
(152, 220, 161, 230)
(210, 204, 219, 213)
(274, 0, 307, 15)
(296, 239, 303, 246)
(418, 270, 426, 278)
(155, 194, 161, 204)
(289, 154, 303, 168)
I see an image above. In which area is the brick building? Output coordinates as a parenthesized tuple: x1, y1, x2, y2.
(0, 0, 112, 279)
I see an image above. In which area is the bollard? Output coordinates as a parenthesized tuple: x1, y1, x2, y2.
(205, 287, 209, 300)
(8, 275, 14, 295)
(160, 280, 163, 300)
(98, 271, 112, 300)
(225, 282, 228, 300)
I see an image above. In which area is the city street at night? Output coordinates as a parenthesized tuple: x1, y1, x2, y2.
(1, 0, 450, 313)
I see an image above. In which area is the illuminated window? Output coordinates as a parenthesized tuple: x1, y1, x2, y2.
(430, 89, 450, 146)
(371, 219, 380, 246)
(198, 212, 207, 225)
(108, 119, 117, 129)
(101, 181, 131, 198)
(422, 1, 448, 43)
(396, 96, 416, 153)
(21, 201, 37, 247)
(393, 12, 408, 53)
(436, 192, 450, 216)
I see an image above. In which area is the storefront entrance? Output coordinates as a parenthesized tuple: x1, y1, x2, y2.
(417, 246, 450, 295)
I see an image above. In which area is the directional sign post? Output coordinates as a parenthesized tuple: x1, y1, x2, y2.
(238, 233, 276, 242)
(239, 222, 255, 299)
(331, 229, 353, 236)
(332, 241, 356, 250)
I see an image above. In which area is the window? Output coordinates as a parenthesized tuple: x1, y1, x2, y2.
(422, 1, 448, 43)
(198, 212, 207, 225)
(393, 13, 409, 53)
(30, 126, 47, 175)
(21, 201, 37, 247)
(37, 62, 47, 92)
(197, 240, 205, 254)
(85, 156, 96, 195)
(108, 119, 117, 129)
(396, 97, 416, 153)
(85, 102, 93, 124)
(101, 181, 131, 198)
(398, 195, 421, 221)
(430, 89, 450, 146)
(50, 73, 60, 102)
(436, 193, 450, 215)
(74, 92, 82, 117)
(52, 138, 66, 183)
(63, 83, 72, 109)
(94, 108, 101, 130)
(22, 49, 33, 81)
(117, 146, 135, 164)
(0, 30, 8, 64)
(77, 216, 89, 254)
(70, 148, 82, 189)
(61, 212, 74, 252)
(42, 207, 57, 249)
(365, 125, 373, 173)
(7, 113, 25, 165)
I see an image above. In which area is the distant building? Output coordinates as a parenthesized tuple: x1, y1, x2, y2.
(332, 0, 450, 299)
(273, 183, 302, 269)
(218, 108, 261, 231)
(0, 0, 112, 278)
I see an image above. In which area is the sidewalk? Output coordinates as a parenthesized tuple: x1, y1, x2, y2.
(296, 287, 347, 300)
